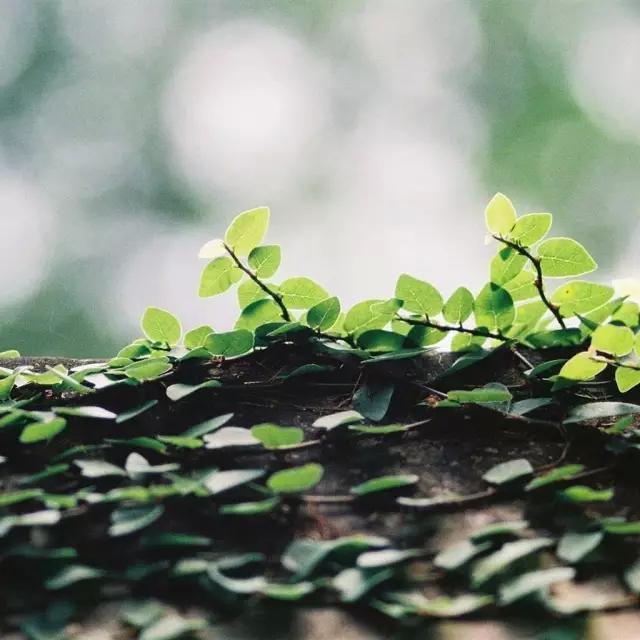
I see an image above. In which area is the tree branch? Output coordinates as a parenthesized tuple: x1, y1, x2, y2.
(395, 315, 509, 343)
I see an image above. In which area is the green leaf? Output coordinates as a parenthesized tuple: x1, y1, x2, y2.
(74, 459, 126, 478)
(471, 520, 529, 541)
(116, 399, 158, 424)
(237, 279, 270, 309)
(224, 206, 270, 256)
(603, 520, 640, 535)
(490, 247, 527, 286)
(349, 423, 409, 435)
(559, 485, 613, 503)
(616, 367, 640, 393)
(357, 548, 421, 569)
(474, 283, 514, 330)
(220, 496, 280, 516)
(625, 559, 640, 594)
(203, 427, 259, 449)
(395, 274, 443, 316)
(343, 299, 398, 336)
(125, 453, 179, 477)
(20, 417, 67, 444)
(182, 412, 233, 438)
(612, 301, 640, 327)
(307, 296, 341, 331)
(279, 277, 329, 309)
(351, 474, 418, 497)
(156, 435, 202, 449)
(120, 600, 164, 628)
(45, 565, 106, 590)
(0, 349, 19, 358)
(165, 380, 221, 401)
(507, 212, 552, 246)
(203, 468, 264, 495)
(312, 410, 363, 430)
(199, 256, 243, 297)
(499, 567, 575, 605)
(125, 357, 172, 381)
(250, 424, 304, 449)
(235, 298, 283, 330)
(591, 324, 635, 356)
(557, 530, 604, 563)
(564, 401, 640, 424)
(333, 567, 393, 602)
(357, 330, 406, 353)
(557, 352, 606, 382)
(204, 329, 254, 357)
(109, 505, 164, 537)
(503, 271, 538, 301)
(184, 325, 214, 350)
(551, 281, 613, 317)
(538, 237, 597, 278)
(0, 373, 16, 400)
(262, 581, 315, 601)
(433, 540, 491, 571)
(447, 387, 512, 404)
(267, 463, 324, 493)
(248, 244, 281, 278)
(525, 464, 585, 491)
(141, 307, 181, 346)
(485, 192, 516, 235)
(139, 615, 206, 640)
(53, 406, 116, 420)
(527, 328, 583, 348)
(409, 594, 493, 617)
(442, 287, 474, 324)
(353, 379, 394, 421)
(471, 537, 553, 586)
(482, 459, 533, 485)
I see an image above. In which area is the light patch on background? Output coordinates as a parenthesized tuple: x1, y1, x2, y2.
(0, 175, 54, 309)
(569, 6, 640, 142)
(164, 20, 330, 200)
(0, 1, 36, 88)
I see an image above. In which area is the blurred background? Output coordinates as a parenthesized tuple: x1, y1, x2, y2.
(0, 0, 638, 356)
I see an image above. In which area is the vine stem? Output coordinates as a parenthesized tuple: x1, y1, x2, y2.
(493, 234, 566, 329)
(224, 243, 291, 321)
(395, 315, 508, 342)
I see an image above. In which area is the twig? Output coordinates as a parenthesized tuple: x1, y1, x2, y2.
(395, 315, 508, 342)
(493, 235, 566, 329)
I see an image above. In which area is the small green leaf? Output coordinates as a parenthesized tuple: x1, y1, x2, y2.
(307, 296, 341, 331)
(141, 307, 182, 346)
(248, 244, 281, 278)
(116, 399, 158, 424)
(220, 496, 280, 516)
(490, 247, 527, 286)
(474, 283, 514, 330)
(203, 468, 264, 495)
(603, 520, 640, 535)
(279, 277, 329, 309)
(538, 237, 597, 278)
(45, 565, 106, 590)
(204, 427, 259, 449)
(525, 464, 585, 491)
(357, 330, 406, 353)
(139, 615, 206, 640)
(591, 324, 635, 356)
(165, 380, 221, 401)
(250, 424, 304, 449)
(551, 281, 613, 317)
(559, 485, 614, 503)
(351, 474, 418, 497)
(0, 349, 20, 358)
(482, 459, 533, 485)
(109, 505, 164, 537)
(199, 256, 243, 297)
(235, 298, 283, 330)
(442, 287, 474, 324)
(557, 352, 606, 382)
(507, 212, 552, 246)
(499, 567, 575, 605)
(434, 540, 491, 571)
(343, 299, 398, 336)
(267, 463, 324, 493)
(447, 387, 512, 404)
(204, 329, 254, 357)
(184, 325, 214, 350)
(333, 567, 393, 603)
(625, 558, 640, 594)
(410, 594, 493, 617)
(224, 206, 270, 256)
(395, 274, 443, 316)
(181, 412, 233, 438)
(557, 530, 603, 563)
(357, 548, 421, 569)
(471, 520, 529, 541)
(53, 406, 116, 420)
(237, 279, 270, 309)
(616, 367, 640, 393)
(125, 358, 172, 381)
(120, 600, 164, 628)
(74, 459, 126, 478)
(0, 373, 16, 400)
(503, 271, 538, 301)
(485, 192, 516, 235)
(312, 410, 363, 430)
(353, 379, 394, 421)
(20, 418, 67, 444)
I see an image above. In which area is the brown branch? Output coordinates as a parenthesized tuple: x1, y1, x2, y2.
(395, 315, 508, 342)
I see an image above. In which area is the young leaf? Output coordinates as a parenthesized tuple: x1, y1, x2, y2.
(442, 287, 474, 324)
(139, 615, 206, 640)
(357, 330, 406, 353)
(351, 474, 418, 497)
(203, 427, 260, 449)
(198, 238, 226, 259)
(250, 424, 304, 449)
(220, 496, 280, 516)
(109, 505, 164, 537)
(551, 281, 613, 316)
(203, 469, 264, 495)
(237, 279, 270, 309)
(74, 458, 126, 478)
(474, 283, 514, 330)
(53, 406, 117, 420)
(559, 485, 614, 503)
(20, 418, 67, 444)
(279, 277, 329, 310)
(557, 352, 606, 382)
(525, 464, 585, 491)
(447, 387, 512, 404)
(490, 247, 527, 286)
(503, 271, 538, 302)
(248, 245, 281, 278)
(45, 565, 106, 589)
(616, 367, 640, 393)
(557, 530, 603, 563)
(343, 299, 397, 336)
(434, 540, 491, 571)
(182, 412, 233, 438)
(199, 256, 243, 297)
(165, 380, 221, 401)
(482, 459, 533, 485)
(485, 192, 516, 236)
(307, 296, 341, 331)
(312, 410, 363, 430)
(184, 325, 214, 350)
(499, 567, 575, 605)
(235, 298, 283, 330)
(224, 206, 270, 256)
(267, 463, 324, 493)
(141, 308, 181, 346)
(564, 401, 640, 424)
(353, 379, 395, 421)
(538, 238, 597, 277)
(591, 324, 635, 356)
(204, 329, 254, 357)
(125, 358, 172, 381)
(507, 212, 552, 246)
(395, 274, 443, 316)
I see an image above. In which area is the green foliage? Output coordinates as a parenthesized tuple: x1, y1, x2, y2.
(267, 464, 324, 493)
(141, 308, 182, 346)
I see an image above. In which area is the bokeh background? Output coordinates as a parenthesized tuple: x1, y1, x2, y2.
(0, 0, 638, 356)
